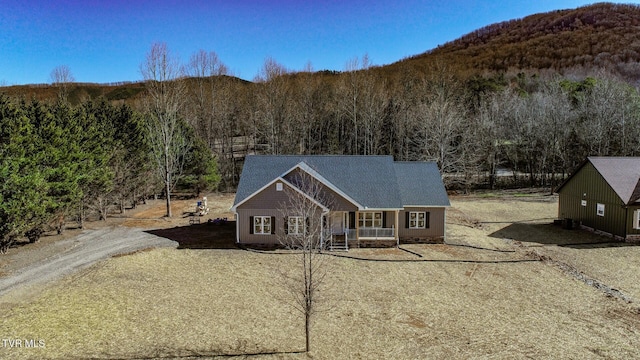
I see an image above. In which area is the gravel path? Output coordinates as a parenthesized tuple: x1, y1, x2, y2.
(0, 226, 177, 296)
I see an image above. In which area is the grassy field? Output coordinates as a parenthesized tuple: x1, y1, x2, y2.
(1, 192, 640, 359)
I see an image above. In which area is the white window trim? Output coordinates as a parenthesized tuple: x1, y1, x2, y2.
(634, 210, 640, 230)
(596, 203, 605, 217)
(409, 211, 426, 229)
(358, 211, 383, 228)
(288, 216, 305, 235)
(254, 216, 271, 235)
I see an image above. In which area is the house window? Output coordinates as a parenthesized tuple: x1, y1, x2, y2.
(596, 203, 605, 217)
(287, 216, 304, 235)
(254, 216, 272, 235)
(634, 210, 640, 230)
(409, 211, 426, 229)
(358, 212, 382, 228)
(276, 182, 283, 191)
(406, 211, 430, 229)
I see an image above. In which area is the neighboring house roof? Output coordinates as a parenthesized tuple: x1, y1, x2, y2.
(557, 157, 640, 205)
(233, 155, 449, 210)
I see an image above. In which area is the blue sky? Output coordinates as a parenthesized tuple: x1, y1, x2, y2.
(0, 1, 638, 85)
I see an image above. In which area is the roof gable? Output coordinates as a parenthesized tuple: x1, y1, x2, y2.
(282, 162, 362, 210)
(589, 157, 640, 205)
(231, 176, 330, 212)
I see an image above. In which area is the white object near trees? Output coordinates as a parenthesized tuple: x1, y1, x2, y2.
(196, 197, 209, 216)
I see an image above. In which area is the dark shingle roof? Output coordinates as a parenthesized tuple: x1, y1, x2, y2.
(394, 162, 450, 207)
(588, 157, 640, 204)
(233, 155, 449, 209)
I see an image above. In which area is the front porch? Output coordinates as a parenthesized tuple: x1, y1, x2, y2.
(325, 210, 399, 251)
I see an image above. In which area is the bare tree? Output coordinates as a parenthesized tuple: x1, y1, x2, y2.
(291, 62, 319, 154)
(474, 89, 516, 189)
(277, 172, 333, 353)
(50, 65, 75, 101)
(253, 57, 290, 154)
(140, 43, 189, 217)
(577, 73, 638, 157)
(339, 54, 372, 154)
(388, 64, 423, 161)
(185, 49, 229, 146)
(410, 69, 467, 178)
(359, 68, 388, 155)
(183, 50, 241, 189)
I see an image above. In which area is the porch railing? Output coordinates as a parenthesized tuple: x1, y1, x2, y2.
(359, 227, 395, 238)
(345, 227, 395, 240)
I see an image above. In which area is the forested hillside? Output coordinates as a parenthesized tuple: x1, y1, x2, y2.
(3, 3, 640, 251)
(398, 3, 640, 81)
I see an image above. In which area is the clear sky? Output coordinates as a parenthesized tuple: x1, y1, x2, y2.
(1, 1, 638, 85)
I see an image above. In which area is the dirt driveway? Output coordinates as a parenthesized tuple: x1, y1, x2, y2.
(0, 194, 236, 300)
(0, 227, 177, 298)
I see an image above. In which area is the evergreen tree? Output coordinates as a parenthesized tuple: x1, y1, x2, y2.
(0, 95, 48, 252)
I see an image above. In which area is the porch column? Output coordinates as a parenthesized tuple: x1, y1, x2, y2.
(355, 210, 359, 245)
(394, 210, 399, 242)
(320, 213, 324, 249)
(443, 208, 447, 243)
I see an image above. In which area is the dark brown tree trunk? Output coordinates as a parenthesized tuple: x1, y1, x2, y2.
(165, 151, 172, 218)
(305, 312, 310, 352)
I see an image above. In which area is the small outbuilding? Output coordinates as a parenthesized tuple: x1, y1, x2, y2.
(556, 157, 640, 240)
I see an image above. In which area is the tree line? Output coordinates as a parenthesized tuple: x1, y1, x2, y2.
(0, 88, 220, 253)
(174, 51, 640, 192)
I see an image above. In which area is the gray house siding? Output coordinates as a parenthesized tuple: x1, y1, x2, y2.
(558, 162, 628, 237)
(236, 208, 282, 244)
(236, 181, 324, 245)
(237, 208, 327, 245)
(398, 207, 445, 242)
(236, 182, 302, 245)
(239, 181, 298, 209)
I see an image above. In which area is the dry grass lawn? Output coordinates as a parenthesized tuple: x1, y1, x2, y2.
(2, 191, 640, 359)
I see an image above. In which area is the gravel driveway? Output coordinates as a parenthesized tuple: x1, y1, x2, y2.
(0, 227, 177, 296)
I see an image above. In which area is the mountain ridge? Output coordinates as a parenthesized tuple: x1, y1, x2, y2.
(3, 2, 640, 103)
(394, 2, 640, 81)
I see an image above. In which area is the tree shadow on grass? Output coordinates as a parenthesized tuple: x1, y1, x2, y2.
(489, 221, 639, 248)
(146, 221, 238, 249)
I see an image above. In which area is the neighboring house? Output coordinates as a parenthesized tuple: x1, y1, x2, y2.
(556, 157, 640, 241)
(231, 155, 450, 249)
